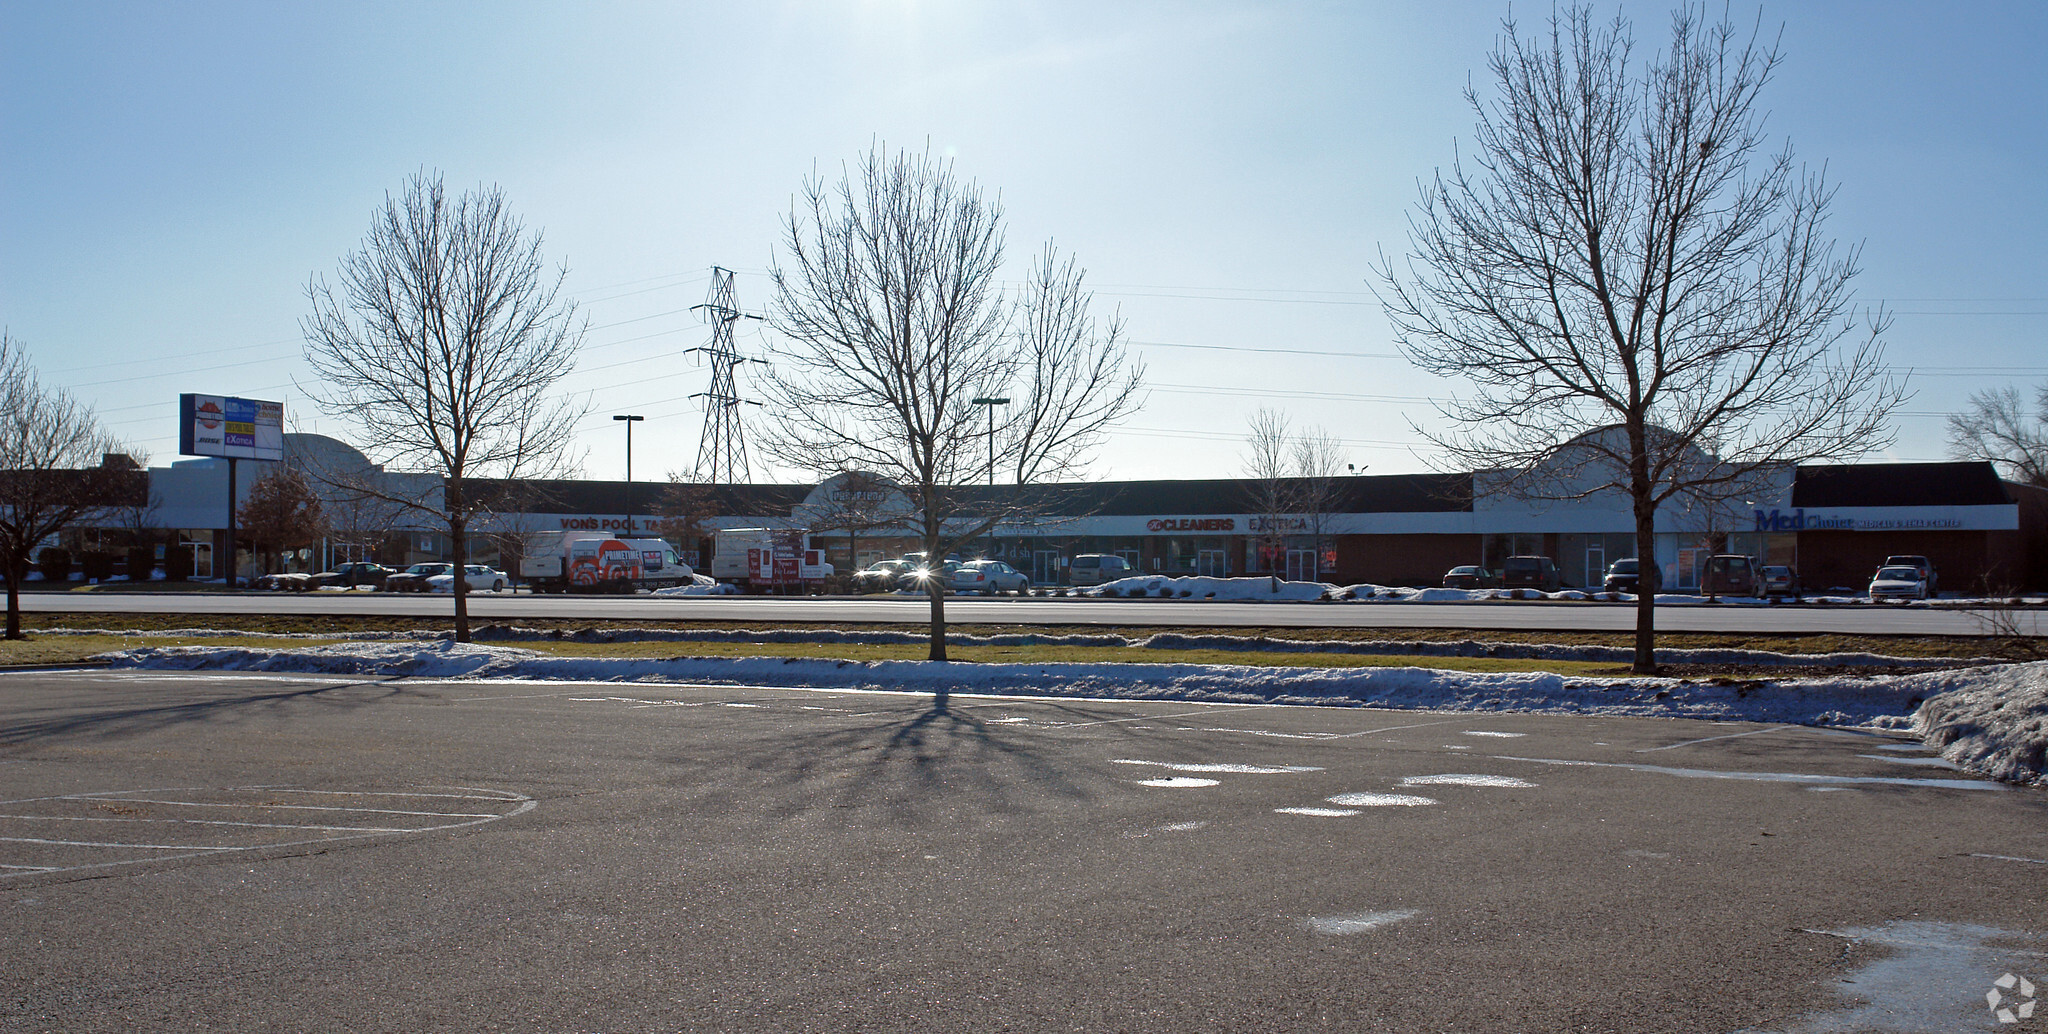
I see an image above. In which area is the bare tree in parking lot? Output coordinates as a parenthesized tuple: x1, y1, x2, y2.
(0, 333, 128, 639)
(302, 171, 588, 642)
(761, 144, 1142, 661)
(1377, 4, 1905, 673)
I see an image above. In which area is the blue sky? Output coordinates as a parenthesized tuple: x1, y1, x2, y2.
(3, 1, 2043, 485)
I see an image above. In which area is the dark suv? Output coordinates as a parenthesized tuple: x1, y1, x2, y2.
(1500, 555, 1562, 592)
(1601, 558, 1659, 595)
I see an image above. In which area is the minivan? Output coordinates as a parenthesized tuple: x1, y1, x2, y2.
(1067, 553, 1132, 587)
(1700, 554, 1759, 597)
(1500, 555, 1561, 592)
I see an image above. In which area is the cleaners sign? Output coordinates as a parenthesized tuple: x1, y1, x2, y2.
(179, 394, 285, 461)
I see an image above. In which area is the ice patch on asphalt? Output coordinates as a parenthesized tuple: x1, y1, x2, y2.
(90, 642, 2048, 789)
(1275, 807, 1361, 817)
(1751, 921, 2048, 1033)
(1305, 910, 1420, 935)
(1136, 777, 1220, 788)
(1398, 774, 1536, 788)
(1326, 792, 1437, 807)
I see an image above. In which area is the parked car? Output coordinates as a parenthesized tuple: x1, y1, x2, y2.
(851, 560, 912, 594)
(1869, 564, 1930, 601)
(1499, 555, 1561, 592)
(425, 564, 509, 593)
(314, 562, 395, 589)
(901, 560, 962, 592)
(1701, 554, 1760, 597)
(1884, 555, 1938, 596)
(383, 562, 453, 592)
(1759, 565, 1798, 598)
(1601, 558, 1659, 595)
(1441, 565, 1499, 589)
(959, 559, 1030, 595)
(1067, 554, 1133, 587)
(252, 572, 318, 591)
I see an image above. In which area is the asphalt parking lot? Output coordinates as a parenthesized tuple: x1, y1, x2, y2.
(4, 670, 2046, 1033)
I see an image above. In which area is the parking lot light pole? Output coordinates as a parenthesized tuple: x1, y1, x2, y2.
(970, 397, 1008, 485)
(614, 415, 643, 534)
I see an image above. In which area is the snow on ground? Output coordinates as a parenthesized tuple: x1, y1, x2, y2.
(651, 575, 738, 596)
(1030, 572, 2042, 608)
(1912, 662, 2048, 787)
(89, 640, 2048, 787)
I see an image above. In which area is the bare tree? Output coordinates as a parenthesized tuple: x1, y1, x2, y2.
(761, 145, 1141, 661)
(302, 171, 587, 642)
(1243, 408, 1295, 586)
(1005, 244, 1146, 483)
(1241, 409, 1349, 585)
(0, 333, 128, 639)
(1949, 385, 2048, 489)
(1377, 5, 1904, 673)
(238, 465, 328, 575)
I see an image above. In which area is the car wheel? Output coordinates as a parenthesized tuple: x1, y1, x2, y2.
(493, 580, 505, 592)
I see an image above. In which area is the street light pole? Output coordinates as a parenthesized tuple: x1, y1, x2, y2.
(614, 414, 643, 535)
(969, 396, 1009, 485)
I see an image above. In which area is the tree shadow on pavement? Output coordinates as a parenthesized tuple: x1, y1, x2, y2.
(0, 676, 416, 749)
(744, 685, 1111, 827)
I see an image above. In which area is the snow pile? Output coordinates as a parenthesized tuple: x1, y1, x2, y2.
(1912, 661, 2048, 787)
(101, 640, 1940, 728)
(1079, 575, 1333, 601)
(651, 574, 738, 596)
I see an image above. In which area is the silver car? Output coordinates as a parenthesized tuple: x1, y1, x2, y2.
(958, 560, 1030, 595)
(1868, 565, 1928, 601)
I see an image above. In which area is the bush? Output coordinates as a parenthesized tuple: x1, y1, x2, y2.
(127, 547, 155, 580)
(79, 551, 114, 581)
(36, 548, 72, 582)
(164, 545, 194, 582)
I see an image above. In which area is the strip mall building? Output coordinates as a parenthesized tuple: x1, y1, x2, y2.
(114, 434, 2048, 592)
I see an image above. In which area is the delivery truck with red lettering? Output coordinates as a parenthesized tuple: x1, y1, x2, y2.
(709, 527, 834, 593)
(519, 536, 694, 594)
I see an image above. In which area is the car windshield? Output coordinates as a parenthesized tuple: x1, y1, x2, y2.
(1504, 559, 1539, 573)
(1610, 560, 1636, 574)
(408, 564, 447, 574)
(1876, 567, 1919, 580)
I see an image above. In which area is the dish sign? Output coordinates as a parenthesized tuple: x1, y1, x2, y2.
(179, 394, 285, 461)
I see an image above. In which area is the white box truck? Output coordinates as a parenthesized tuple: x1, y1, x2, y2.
(710, 528, 833, 593)
(519, 536, 693, 594)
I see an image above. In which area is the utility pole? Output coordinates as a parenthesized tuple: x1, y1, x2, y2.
(689, 267, 762, 486)
(614, 414, 642, 534)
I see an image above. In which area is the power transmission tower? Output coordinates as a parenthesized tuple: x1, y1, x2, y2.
(688, 267, 761, 484)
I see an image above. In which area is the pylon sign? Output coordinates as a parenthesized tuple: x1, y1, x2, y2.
(179, 394, 284, 461)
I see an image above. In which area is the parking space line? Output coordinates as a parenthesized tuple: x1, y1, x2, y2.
(0, 836, 240, 851)
(1059, 705, 1255, 729)
(1635, 726, 1791, 753)
(66, 796, 499, 818)
(0, 814, 414, 833)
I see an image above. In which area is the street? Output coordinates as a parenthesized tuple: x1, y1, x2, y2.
(4, 669, 2044, 1032)
(15, 587, 2046, 636)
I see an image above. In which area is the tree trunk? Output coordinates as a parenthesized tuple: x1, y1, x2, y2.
(4, 555, 22, 640)
(1632, 497, 1658, 674)
(449, 480, 470, 644)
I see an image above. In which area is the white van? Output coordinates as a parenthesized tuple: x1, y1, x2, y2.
(1067, 553, 1132, 587)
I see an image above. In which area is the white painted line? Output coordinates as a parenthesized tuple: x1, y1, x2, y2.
(0, 836, 239, 851)
(1198, 717, 1461, 741)
(233, 788, 525, 801)
(0, 814, 413, 834)
(0, 863, 61, 872)
(1494, 755, 2008, 790)
(1063, 706, 1254, 729)
(1635, 726, 1790, 753)
(63, 796, 500, 818)
(1970, 853, 2048, 865)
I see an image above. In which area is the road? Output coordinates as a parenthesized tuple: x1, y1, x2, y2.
(4, 669, 2044, 1032)
(17, 586, 2044, 635)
